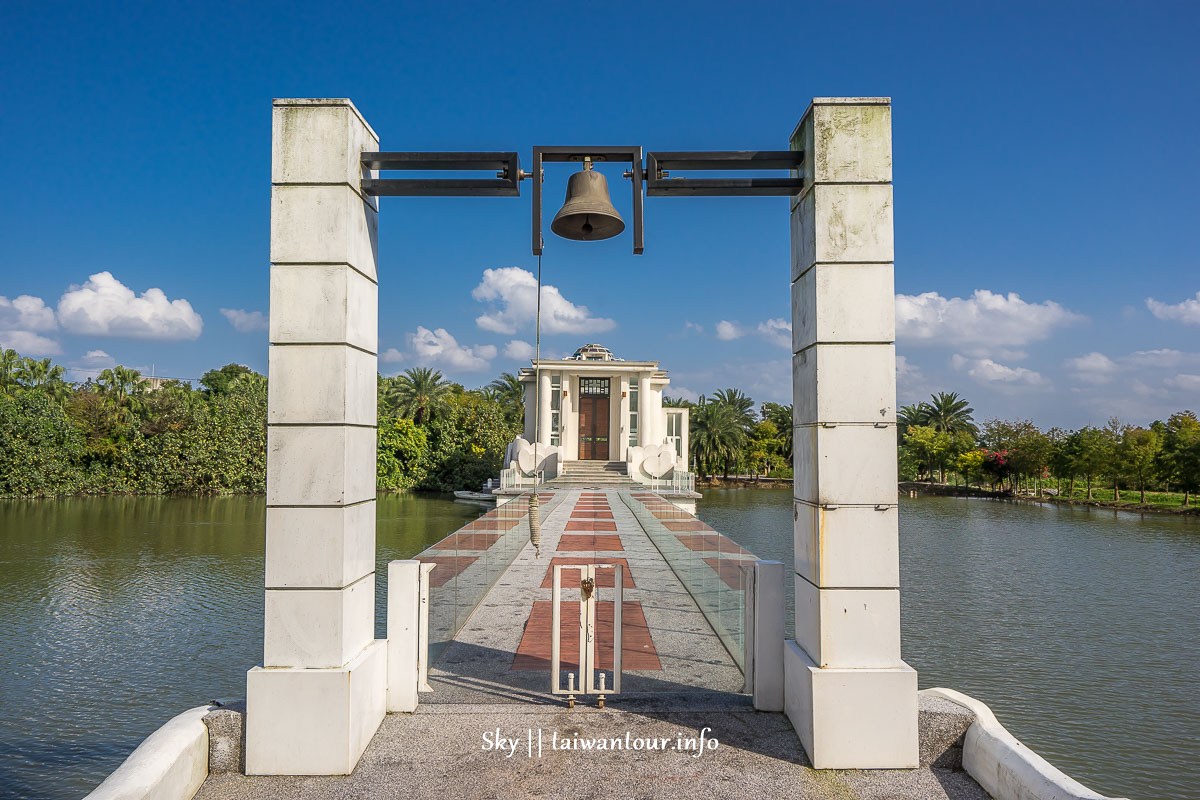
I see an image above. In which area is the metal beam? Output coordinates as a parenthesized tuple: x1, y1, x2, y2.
(646, 150, 804, 197)
(360, 152, 520, 197)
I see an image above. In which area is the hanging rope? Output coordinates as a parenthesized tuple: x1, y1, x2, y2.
(529, 252, 543, 556)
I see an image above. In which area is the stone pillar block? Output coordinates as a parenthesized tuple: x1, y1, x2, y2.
(792, 424, 898, 507)
(271, 100, 379, 195)
(784, 641, 918, 769)
(794, 577, 901, 668)
(790, 185, 894, 280)
(264, 574, 375, 669)
(265, 504, 376, 588)
(268, 346, 376, 426)
(793, 345, 896, 425)
(791, 263, 894, 351)
(537, 372, 552, 446)
(269, 265, 378, 350)
(266, 425, 377, 506)
(794, 502, 899, 588)
(246, 639, 386, 775)
(269, 186, 379, 280)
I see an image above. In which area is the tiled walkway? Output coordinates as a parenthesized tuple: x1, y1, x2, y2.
(423, 488, 745, 704)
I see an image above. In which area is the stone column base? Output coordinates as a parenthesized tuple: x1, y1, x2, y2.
(246, 639, 386, 775)
(783, 640, 918, 769)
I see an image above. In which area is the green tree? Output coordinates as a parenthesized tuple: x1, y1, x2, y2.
(902, 425, 950, 482)
(691, 402, 748, 479)
(1160, 411, 1200, 506)
(377, 417, 428, 490)
(1072, 426, 1112, 500)
(393, 367, 452, 425)
(0, 390, 85, 496)
(0, 349, 21, 394)
(487, 372, 525, 426)
(923, 392, 977, 435)
(200, 363, 254, 395)
(1120, 426, 1162, 504)
(710, 388, 755, 433)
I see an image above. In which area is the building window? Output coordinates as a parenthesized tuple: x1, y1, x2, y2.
(580, 378, 609, 395)
(550, 374, 561, 446)
(666, 411, 682, 458)
(628, 381, 639, 447)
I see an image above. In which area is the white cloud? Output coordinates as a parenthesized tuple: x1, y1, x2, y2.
(1064, 352, 1118, 384)
(380, 348, 405, 363)
(683, 321, 704, 335)
(896, 290, 1083, 349)
(220, 308, 268, 333)
(1146, 291, 1200, 325)
(503, 339, 535, 360)
(57, 271, 203, 340)
(715, 320, 744, 340)
(0, 330, 61, 355)
(756, 318, 792, 348)
(408, 326, 494, 372)
(81, 349, 114, 365)
(1128, 348, 1200, 368)
(0, 295, 57, 332)
(952, 353, 1048, 387)
(667, 385, 700, 403)
(471, 267, 615, 336)
(1165, 374, 1200, 392)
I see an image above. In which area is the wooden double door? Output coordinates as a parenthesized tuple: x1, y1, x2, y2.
(578, 378, 610, 460)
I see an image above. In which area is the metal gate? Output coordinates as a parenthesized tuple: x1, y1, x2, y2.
(550, 563, 623, 708)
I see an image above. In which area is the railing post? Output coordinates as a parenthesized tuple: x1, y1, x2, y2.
(751, 561, 784, 711)
(386, 560, 421, 712)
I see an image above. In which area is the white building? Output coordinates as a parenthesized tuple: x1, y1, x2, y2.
(505, 344, 690, 489)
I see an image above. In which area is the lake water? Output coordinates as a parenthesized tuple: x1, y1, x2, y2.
(0, 490, 1196, 799)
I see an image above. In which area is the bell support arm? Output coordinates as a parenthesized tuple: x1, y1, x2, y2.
(360, 152, 521, 197)
(645, 151, 805, 196)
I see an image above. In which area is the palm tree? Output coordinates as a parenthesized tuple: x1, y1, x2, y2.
(710, 387, 755, 432)
(394, 367, 452, 424)
(97, 365, 147, 407)
(923, 392, 977, 435)
(690, 402, 748, 479)
(0, 349, 20, 394)
(16, 357, 65, 389)
(762, 402, 794, 461)
(663, 396, 694, 408)
(487, 372, 524, 423)
(898, 403, 929, 437)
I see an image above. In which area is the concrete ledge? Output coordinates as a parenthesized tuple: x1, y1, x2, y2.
(85, 704, 212, 800)
(924, 687, 1128, 800)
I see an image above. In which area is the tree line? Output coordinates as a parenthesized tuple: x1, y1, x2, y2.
(0, 350, 521, 498)
(899, 392, 1200, 507)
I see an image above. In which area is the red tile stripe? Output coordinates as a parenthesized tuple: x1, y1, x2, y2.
(512, 601, 661, 671)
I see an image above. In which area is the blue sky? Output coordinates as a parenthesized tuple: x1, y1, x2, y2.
(1, 0, 1197, 428)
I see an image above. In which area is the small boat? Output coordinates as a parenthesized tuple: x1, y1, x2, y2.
(454, 490, 496, 502)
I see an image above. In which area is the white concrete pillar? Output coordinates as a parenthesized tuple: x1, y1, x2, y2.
(523, 381, 535, 441)
(637, 373, 651, 447)
(537, 371, 552, 447)
(784, 97, 917, 769)
(751, 561, 785, 712)
(247, 98, 386, 776)
(617, 375, 630, 458)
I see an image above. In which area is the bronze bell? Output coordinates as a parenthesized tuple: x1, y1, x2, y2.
(550, 159, 625, 241)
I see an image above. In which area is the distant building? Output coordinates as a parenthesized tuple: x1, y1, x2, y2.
(511, 344, 689, 485)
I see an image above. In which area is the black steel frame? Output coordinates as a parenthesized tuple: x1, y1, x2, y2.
(645, 151, 804, 196)
(531, 146, 643, 256)
(357, 147, 805, 253)
(360, 152, 520, 197)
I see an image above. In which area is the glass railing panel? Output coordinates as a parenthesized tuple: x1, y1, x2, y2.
(616, 489, 757, 672)
(418, 490, 565, 666)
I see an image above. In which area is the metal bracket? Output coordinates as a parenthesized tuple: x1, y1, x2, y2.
(645, 151, 804, 196)
(360, 152, 521, 197)
(532, 146, 643, 256)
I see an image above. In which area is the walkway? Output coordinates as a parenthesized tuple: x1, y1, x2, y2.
(196, 488, 989, 799)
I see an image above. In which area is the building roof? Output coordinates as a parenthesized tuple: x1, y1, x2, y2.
(566, 343, 622, 361)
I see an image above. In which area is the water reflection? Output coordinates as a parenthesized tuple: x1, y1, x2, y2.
(697, 488, 1200, 800)
(0, 493, 479, 800)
